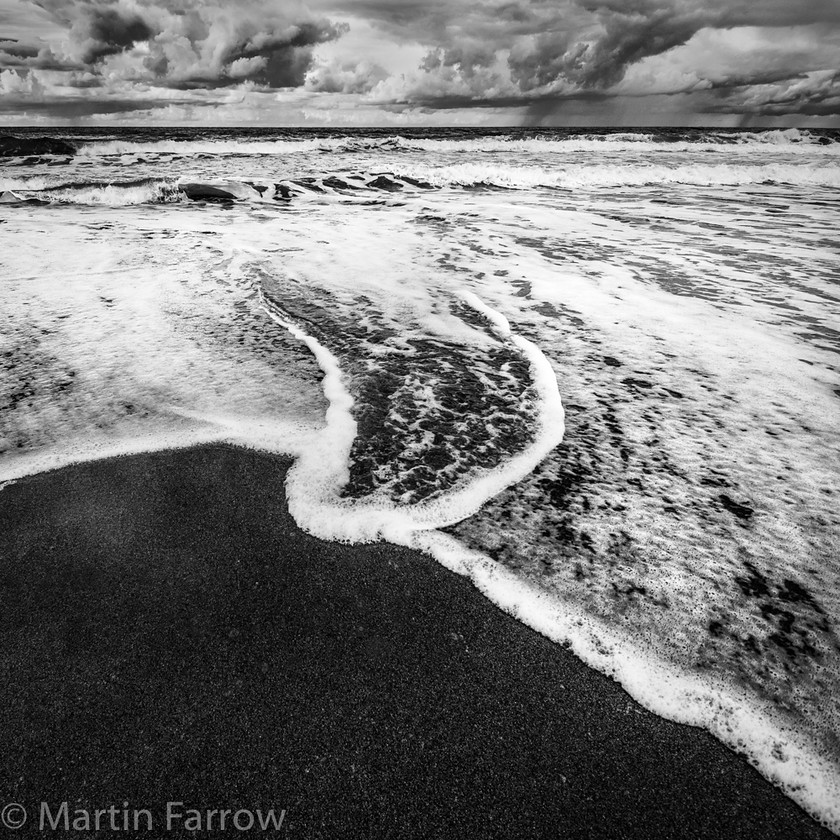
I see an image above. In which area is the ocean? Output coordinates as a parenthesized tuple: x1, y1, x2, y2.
(1, 126, 839, 830)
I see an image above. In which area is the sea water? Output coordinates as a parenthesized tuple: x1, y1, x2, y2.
(1, 126, 839, 830)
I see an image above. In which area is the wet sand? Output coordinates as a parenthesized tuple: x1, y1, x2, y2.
(0, 444, 833, 839)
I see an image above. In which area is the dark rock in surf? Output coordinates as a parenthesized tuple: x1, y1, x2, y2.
(0, 135, 76, 157)
(399, 175, 435, 189)
(367, 175, 403, 192)
(179, 181, 263, 202)
(291, 179, 326, 193)
(322, 176, 359, 191)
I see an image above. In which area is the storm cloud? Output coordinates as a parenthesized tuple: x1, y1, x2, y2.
(77, 7, 154, 64)
(0, 0, 838, 123)
(4, 0, 347, 88)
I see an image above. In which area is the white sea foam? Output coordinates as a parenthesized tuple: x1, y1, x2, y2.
(260, 284, 565, 544)
(0, 205, 325, 487)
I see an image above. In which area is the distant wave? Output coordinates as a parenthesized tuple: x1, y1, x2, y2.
(73, 127, 838, 160)
(386, 161, 840, 189)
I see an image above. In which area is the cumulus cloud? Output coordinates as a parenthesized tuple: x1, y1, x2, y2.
(0, 65, 46, 94)
(305, 58, 387, 93)
(369, 51, 518, 108)
(3, 0, 347, 90)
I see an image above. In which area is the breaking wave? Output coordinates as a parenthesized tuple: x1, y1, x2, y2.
(0, 177, 184, 205)
(385, 161, 840, 190)
(42, 179, 185, 205)
(3, 160, 839, 207)
(72, 127, 838, 160)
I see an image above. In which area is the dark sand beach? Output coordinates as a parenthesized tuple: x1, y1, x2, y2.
(0, 444, 833, 839)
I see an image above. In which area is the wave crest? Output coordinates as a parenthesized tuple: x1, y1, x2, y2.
(72, 128, 838, 160)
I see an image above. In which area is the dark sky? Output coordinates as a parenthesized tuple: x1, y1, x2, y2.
(1, 0, 839, 125)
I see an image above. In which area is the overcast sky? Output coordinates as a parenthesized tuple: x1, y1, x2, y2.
(1, 0, 839, 126)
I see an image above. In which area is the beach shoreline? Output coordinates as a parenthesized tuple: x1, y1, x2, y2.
(0, 443, 833, 838)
